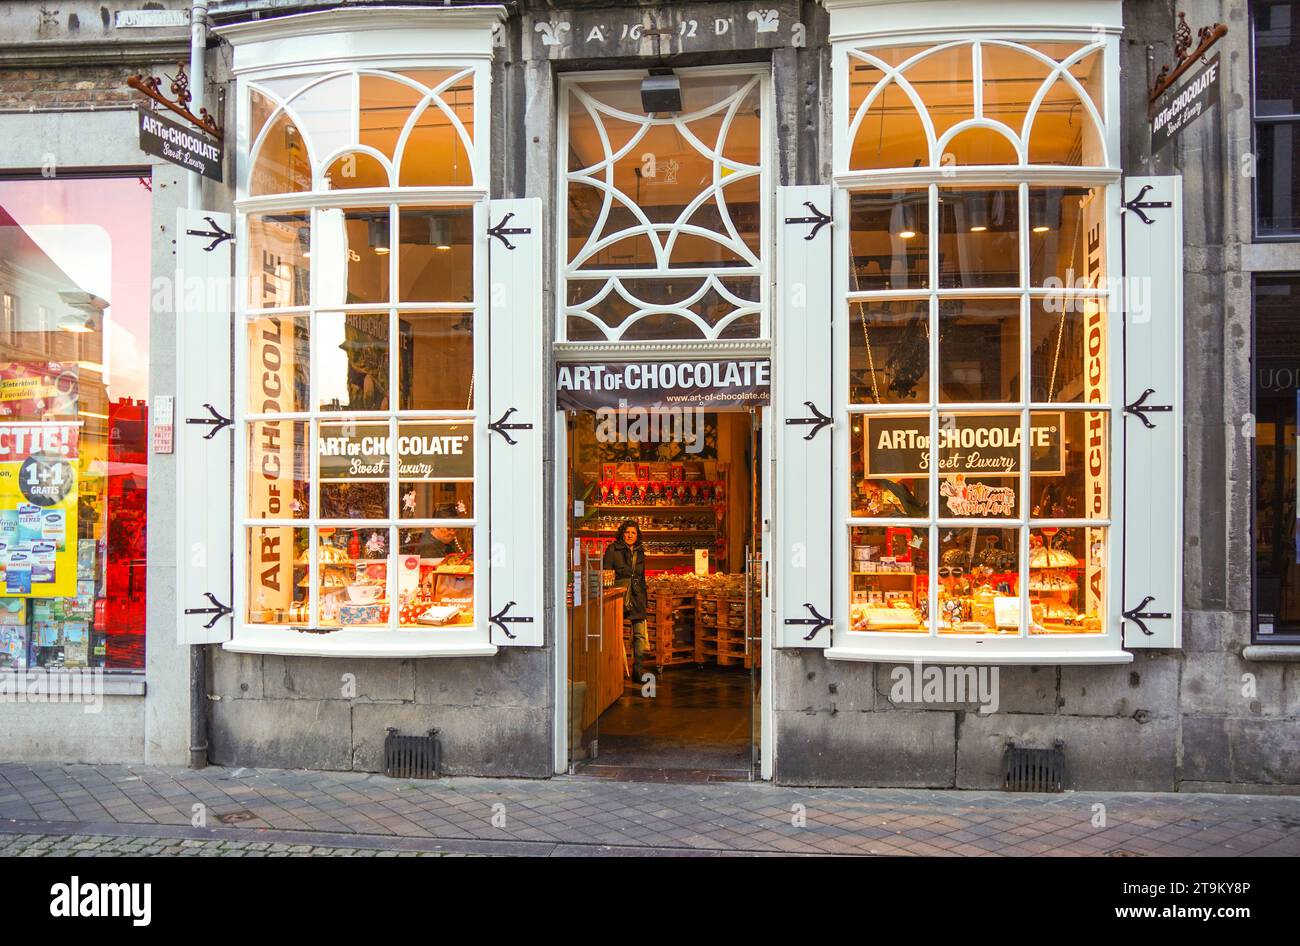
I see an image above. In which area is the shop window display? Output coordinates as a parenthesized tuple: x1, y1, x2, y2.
(241, 65, 482, 634)
(843, 37, 1113, 641)
(0, 175, 152, 670)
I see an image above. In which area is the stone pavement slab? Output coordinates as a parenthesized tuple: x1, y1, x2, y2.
(1, 763, 1298, 856)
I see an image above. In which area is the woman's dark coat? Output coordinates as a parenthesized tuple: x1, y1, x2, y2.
(602, 527, 648, 621)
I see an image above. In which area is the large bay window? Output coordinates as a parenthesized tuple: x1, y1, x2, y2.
(823, 25, 1129, 663)
(203, 7, 535, 657)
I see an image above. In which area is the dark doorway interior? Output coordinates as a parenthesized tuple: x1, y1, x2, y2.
(566, 408, 761, 781)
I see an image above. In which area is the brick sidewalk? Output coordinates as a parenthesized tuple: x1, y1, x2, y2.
(1, 763, 1298, 856)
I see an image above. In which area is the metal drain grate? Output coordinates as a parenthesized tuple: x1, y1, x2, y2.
(1002, 740, 1066, 793)
(384, 727, 440, 780)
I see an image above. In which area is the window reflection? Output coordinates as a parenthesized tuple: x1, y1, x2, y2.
(0, 175, 152, 670)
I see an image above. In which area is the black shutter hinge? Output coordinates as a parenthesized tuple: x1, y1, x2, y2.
(185, 592, 233, 630)
(1122, 596, 1170, 637)
(487, 212, 531, 250)
(489, 407, 533, 445)
(784, 201, 832, 240)
(186, 402, 232, 439)
(185, 216, 234, 252)
(1121, 184, 1172, 226)
(1124, 388, 1172, 429)
(785, 602, 832, 642)
(490, 601, 534, 640)
(785, 401, 832, 440)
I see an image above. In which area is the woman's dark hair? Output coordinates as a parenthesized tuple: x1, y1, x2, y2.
(618, 519, 641, 545)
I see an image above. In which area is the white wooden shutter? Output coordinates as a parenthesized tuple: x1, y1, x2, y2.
(176, 209, 234, 644)
(487, 198, 544, 647)
(776, 185, 834, 648)
(1121, 176, 1182, 648)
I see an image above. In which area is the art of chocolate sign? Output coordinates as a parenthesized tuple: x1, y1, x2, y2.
(864, 413, 1064, 479)
(318, 423, 472, 480)
(1151, 54, 1220, 154)
(137, 108, 223, 182)
(556, 359, 771, 411)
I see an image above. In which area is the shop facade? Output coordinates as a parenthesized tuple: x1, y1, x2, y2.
(2, 0, 1297, 791)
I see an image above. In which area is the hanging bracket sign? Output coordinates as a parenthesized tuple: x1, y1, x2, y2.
(556, 358, 771, 411)
(136, 107, 223, 182)
(1150, 53, 1220, 154)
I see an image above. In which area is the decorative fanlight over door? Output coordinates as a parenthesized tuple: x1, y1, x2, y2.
(560, 71, 769, 342)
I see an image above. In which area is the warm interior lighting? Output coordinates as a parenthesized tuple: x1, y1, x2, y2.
(1032, 225, 1050, 233)
(969, 225, 988, 232)
(897, 229, 917, 239)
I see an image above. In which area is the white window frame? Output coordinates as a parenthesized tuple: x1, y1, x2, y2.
(825, 13, 1132, 665)
(220, 7, 502, 658)
(555, 65, 774, 345)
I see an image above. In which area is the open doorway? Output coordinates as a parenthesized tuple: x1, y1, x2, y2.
(565, 407, 763, 780)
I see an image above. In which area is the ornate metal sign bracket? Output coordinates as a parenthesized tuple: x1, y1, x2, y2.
(1149, 12, 1227, 105)
(127, 61, 223, 141)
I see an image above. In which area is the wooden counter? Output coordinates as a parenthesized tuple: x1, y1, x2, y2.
(568, 586, 625, 735)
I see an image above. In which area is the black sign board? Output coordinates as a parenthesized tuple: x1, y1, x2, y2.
(1151, 54, 1220, 154)
(556, 359, 771, 411)
(863, 412, 1064, 479)
(137, 108, 223, 182)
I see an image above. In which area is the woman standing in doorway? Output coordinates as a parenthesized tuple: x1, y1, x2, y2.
(604, 520, 649, 686)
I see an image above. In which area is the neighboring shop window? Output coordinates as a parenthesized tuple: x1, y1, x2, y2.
(1252, 275, 1300, 642)
(240, 67, 483, 634)
(560, 70, 767, 341)
(1253, 0, 1300, 237)
(841, 40, 1113, 642)
(0, 175, 152, 671)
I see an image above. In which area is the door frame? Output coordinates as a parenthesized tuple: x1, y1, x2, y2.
(551, 400, 775, 778)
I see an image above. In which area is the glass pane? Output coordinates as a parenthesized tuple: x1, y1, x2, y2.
(1258, 121, 1300, 237)
(982, 43, 1053, 137)
(318, 420, 389, 519)
(398, 312, 474, 410)
(316, 312, 389, 412)
(1030, 410, 1108, 520)
(904, 44, 974, 138)
(852, 413, 930, 517)
(937, 187, 1019, 288)
(247, 315, 310, 413)
(850, 299, 930, 404)
(937, 412, 1022, 518)
(849, 191, 929, 291)
(397, 207, 473, 303)
(360, 74, 444, 161)
(247, 212, 310, 308)
(942, 128, 1019, 165)
(314, 207, 389, 306)
(250, 111, 311, 196)
(1029, 526, 1105, 634)
(1254, 275, 1300, 634)
(936, 526, 1019, 634)
(398, 527, 474, 627)
(398, 77, 475, 186)
(317, 527, 390, 628)
(1029, 296, 1107, 403)
(1028, 186, 1106, 287)
(938, 298, 1021, 402)
(1254, 1, 1300, 116)
(323, 152, 389, 190)
(397, 421, 474, 519)
(289, 75, 354, 164)
(245, 526, 308, 624)
(848, 525, 929, 633)
(850, 78, 929, 170)
(1027, 72, 1104, 166)
(0, 175, 152, 670)
(247, 421, 310, 520)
